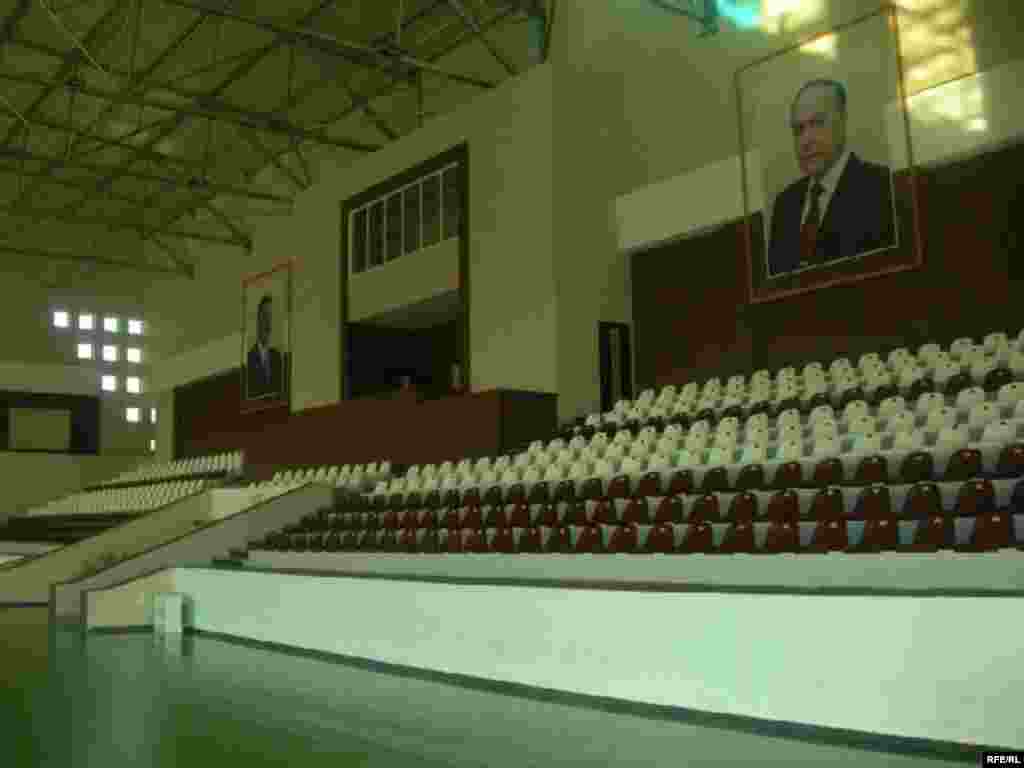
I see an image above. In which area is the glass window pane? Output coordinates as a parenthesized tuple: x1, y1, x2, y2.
(403, 186, 420, 255)
(368, 201, 385, 267)
(150, 407, 157, 424)
(126, 376, 142, 394)
(149, 439, 156, 453)
(53, 310, 70, 328)
(126, 347, 142, 364)
(77, 342, 93, 360)
(422, 175, 440, 247)
(386, 193, 403, 261)
(127, 319, 143, 335)
(79, 313, 94, 331)
(443, 166, 461, 240)
(351, 208, 367, 273)
(103, 316, 119, 333)
(102, 375, 117, 392)
(126, 407, 140, 423)
(102, 345, 119, 362)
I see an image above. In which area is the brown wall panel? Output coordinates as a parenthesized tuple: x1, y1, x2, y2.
(633, 141, 1024, 390)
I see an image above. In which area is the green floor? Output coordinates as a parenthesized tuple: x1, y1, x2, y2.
(0, 607, 980, 767)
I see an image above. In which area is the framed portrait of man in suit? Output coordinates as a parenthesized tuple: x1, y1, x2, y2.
(241, 262, 292, 412)
(735, 5, 922, 304)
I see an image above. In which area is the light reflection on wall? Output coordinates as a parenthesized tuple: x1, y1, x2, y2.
(759, 0, 825, 37)
(897, 0, 984, 135)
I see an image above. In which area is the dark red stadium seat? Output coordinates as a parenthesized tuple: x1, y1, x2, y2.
(679, 521, 714, 553)
(399, 526, 418, 553)
(607, 474, 631, 500)
(719, 521, 755, 553)
(592, 499, 619, 525)
(508, 502, 531, 528)
(812, 457, 844, 488)
(442, 507, 460, 529)
(689, 493, 721, 523)
(574, 524, 605, 553)
(944, 448, 982, 481)
(667, 469, 695, 496)
(465, 528, 489, 552)
(643, 522, 676, 553)
(810, 487, 844, 521)
(461, 487, 481, 507)
(381, 509, 399, 530)
(728, 491, 758, 523)
(609, 523, 639, 553)
(634, 471, 662, 498)
(484, 505, 508, 528)
(906, 515, 953, 551)
(491, 526, 515, 553)
(853, 455, 888, 486)
(538, 503, 560, 527)
(955, 479, 1011, 550)
(853, 484, 892, 519)
(444, 527, 464, 553)
(622, 497, 650, 525)
(766, 489, 800, 525)
(564, 501, 589, 526)
(654, 495, 685, 525)
(901, 482, 942, 519)
(808, 518, 847, 552)
(462, 506, 483, 529)
(517, 526, 542, 553)
(772, 461, 804, 490)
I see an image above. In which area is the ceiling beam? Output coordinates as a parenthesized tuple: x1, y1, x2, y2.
(63, 0, 343, 229)
(0, 242, 190, 277)
(446, 0, 517, 76)
(0, 0, 132, 150)
(0, 146, 291, 202)
(159, 0, 500, 90)
(0, 69, 382, 152)
(0, 201, 250, 247)
(236, 130, 308, 193)
(0, 0, 32, 47)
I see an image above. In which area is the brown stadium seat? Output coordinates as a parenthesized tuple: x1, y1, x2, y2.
(812, 457, 844, 488)
(592, 499, 620, 525)
(766, 489, 800, 525)
(461, 487, 481, 507)
(719, 519, 755, 553)
(810, 487, 844, 521)
(956, 479, 1012, 550)
(465, 528, 489, 553)
(564, 501, 590, 526)
(484, 505, 508, 528)
(381, 509, 399, 530)
(997, 443, 1024, 477)
(772, 461, 803, 491)
(728, 491, 758, 523)
(442, 507, 461, 529)
(607, 474, 631, 500)
(505, 482, 526, 505)
(853, 455, 888, 486)
(399, 526, 418, 553)
(443, 527, 464, 553)
(508, 502, 532, 528)
(666, 469, 695, 496)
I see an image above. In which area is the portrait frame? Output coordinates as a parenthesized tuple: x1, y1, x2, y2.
(736, 4, 923, 305)
(240, 261, 293, 413)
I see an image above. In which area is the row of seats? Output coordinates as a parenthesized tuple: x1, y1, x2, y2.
(578, 332, 1024, 428)
(269, 462, 392, 490)
(102, 451, 243, 486)
(29, 479, 211, 516)
(254, 479, 1024, 554)
(375, 393, 1023, 504)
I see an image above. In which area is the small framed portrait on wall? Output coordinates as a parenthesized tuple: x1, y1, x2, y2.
(735, 5, 922, 304)
(241, 262, 292, 412)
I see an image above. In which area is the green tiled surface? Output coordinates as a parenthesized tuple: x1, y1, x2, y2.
(0, 607, 977, 767)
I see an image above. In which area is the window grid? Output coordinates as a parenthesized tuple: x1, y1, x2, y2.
(126, 407, 140, 423)
(53, 310, 70, 328)
(350, 161, 460, 276)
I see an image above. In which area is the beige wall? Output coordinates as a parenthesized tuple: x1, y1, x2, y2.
(0, 452, 145, 515)
(145, 0, 1024, 426)
(348, 238, 460, 323)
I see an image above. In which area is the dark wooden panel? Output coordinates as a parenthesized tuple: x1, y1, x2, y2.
(499, 391, 558, 455)
(632, 140, 1024, 387)
(0, 391, 99, 454)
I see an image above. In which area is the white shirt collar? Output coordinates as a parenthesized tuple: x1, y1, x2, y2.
(813, 149, 850, 195)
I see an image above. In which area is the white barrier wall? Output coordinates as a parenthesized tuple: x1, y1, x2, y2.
(112, 566, 1022, 750)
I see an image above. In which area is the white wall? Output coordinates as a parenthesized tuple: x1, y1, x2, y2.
(133, 566, 1024, 749)
(0, 451, 145, 515)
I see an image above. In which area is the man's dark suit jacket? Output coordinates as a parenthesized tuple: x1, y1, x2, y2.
(767, 152, 896, 276)
(246, 344, 285, 400)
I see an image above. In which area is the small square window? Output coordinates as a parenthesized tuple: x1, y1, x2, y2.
(78, 313, 94, 330)
(103, 316, 120, 333)
(127, 319, 143, 335)
(102, 345, 119, 363)
(150, 407, 157, 424)
(126, 376, 142, 394)
(126, 347, 142, 364)
(126, 407, 140, 423)
(77, 343, 93, 360)
(149, 438, 156, 453)
(101, 375, 117, 392)
(53, 310, 70, 328)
